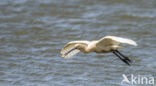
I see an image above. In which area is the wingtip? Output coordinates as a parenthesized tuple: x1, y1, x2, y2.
(129, 40, 137, 46)
(133, 42, 138, 46)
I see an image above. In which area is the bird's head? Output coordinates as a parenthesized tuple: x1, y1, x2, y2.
(75, 44, 86, 52)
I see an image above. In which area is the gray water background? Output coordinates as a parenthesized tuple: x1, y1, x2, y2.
(0, 0, 156, 86)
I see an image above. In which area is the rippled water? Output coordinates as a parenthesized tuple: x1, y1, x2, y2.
(0, 0, 156, 86)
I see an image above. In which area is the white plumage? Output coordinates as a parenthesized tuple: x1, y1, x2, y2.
(61, 36, 137, 66)
(61, 41, 90, 58)
(100, 36, 137, 46)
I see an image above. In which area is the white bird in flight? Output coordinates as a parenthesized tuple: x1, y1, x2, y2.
(61, 36, 137, 66)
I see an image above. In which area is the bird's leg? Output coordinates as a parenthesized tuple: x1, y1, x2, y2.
(115, 50, 132, 63)
(113, 51, 131, 66)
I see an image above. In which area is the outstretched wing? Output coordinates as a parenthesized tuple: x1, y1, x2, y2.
(61, 41, 90, 58)
(96, 36, 137, 47)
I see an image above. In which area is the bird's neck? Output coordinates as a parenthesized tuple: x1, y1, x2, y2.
(78, 45, 89, 53)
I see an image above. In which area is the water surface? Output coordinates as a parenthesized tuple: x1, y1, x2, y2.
(0, 0, 156, 86)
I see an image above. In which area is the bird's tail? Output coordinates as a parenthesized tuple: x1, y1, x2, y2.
(117, 46, 124, 49)
(112, 45, 124, 50)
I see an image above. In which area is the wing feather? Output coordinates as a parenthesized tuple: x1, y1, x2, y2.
(96, 36, 137, 47)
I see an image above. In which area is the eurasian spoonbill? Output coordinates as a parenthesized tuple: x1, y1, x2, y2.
(61, 36, 137, 66)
